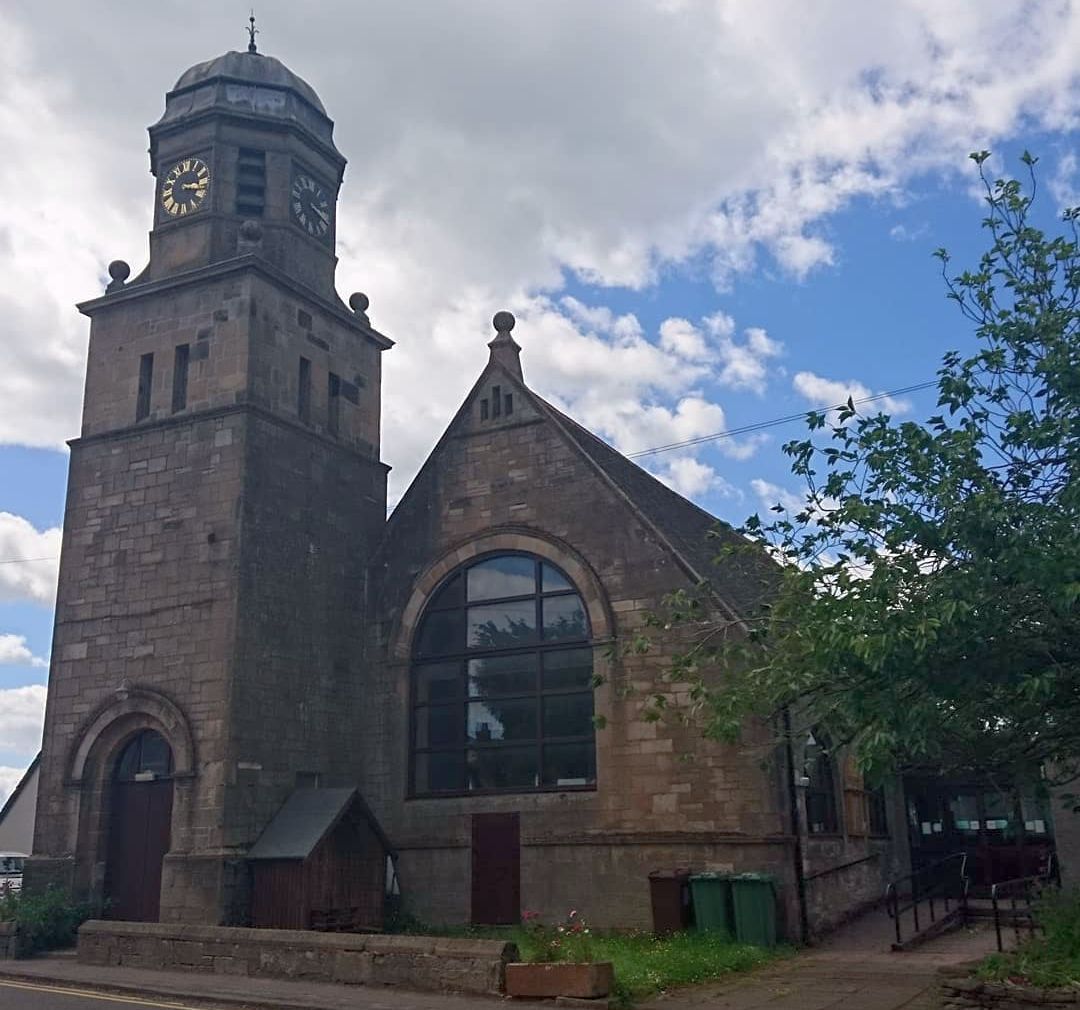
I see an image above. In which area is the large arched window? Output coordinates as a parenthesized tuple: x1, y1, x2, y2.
(411, 553, 596, 795)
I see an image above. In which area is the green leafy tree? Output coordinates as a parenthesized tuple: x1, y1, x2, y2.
(652, 153, 1079, 789)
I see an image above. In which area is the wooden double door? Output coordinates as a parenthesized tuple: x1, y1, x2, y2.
(105, 777, 173, 922)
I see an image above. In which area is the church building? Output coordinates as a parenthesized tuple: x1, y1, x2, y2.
(27, 43, 901, 939)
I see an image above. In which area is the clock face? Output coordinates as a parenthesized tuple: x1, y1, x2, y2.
(291, 172, 332, 239)
(161, 157, 210, 217)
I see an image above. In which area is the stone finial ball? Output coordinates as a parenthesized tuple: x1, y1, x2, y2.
(493, 310, 515, 333)
(239, 219, 263, 242)
(349, 292, 370, 313)
(107, 260, 131, 283)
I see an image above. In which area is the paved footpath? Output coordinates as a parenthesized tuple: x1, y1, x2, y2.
(0, 914, 1006, 1010)
(640, 913, 1007, 1010)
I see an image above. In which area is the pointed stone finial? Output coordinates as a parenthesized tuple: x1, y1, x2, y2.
(488, 311, 522, 380)
(247, 10, 259, 53)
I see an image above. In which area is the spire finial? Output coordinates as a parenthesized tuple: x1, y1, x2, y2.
(487, 311, 523, 381)
(246, 10, 259, 53)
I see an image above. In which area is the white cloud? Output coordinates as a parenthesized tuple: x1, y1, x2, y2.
(0, 513, 61, 606)
(0, 635, 47, 669)
(0, 2, 1078, 495)
(793, 370, 911, 416)
(714, 324, 784, 395)
(751, 478, 810, 519)
(653, 457, 739, 500)
(0, 685, 46, 757)
(1050, 152, 1079, 210)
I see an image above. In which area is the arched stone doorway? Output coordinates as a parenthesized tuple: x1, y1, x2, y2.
(104, 730, 174, 922)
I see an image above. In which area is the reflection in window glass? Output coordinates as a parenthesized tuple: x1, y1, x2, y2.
(414, 705, 461, 748)
(467, 556, 535, 601)
(468, 600, 537, 649)
(542, 742, 596, 786)
(468, 747, 538, 790)
(415, 663, 461, 704)
(411, 552, 595, 796)
(542, 563, 573, 593)
(543, 594, 587, 642)
(543, 648, 593, 690)
(543, 693, 595, 737)
(415, 751, 465, 793)
(468, 654, 537, 698)
(115, 730, 173, 781)
(417, 610, 463, 656)
(468, 699, 537, 741)
(429, 572, 465, 610)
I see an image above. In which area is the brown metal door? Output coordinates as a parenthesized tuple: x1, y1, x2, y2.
(471, 812, 520, 925)
(106, 779, 173, 922)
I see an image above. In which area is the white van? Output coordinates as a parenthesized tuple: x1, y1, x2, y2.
(0, 853, 25, 893)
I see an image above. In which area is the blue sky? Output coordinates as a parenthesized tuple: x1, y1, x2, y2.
(1, 2, 1078, 801)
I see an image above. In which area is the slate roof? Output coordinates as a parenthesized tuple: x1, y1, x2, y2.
(247, 788, 391, 861)
(536, 399, 781, 623)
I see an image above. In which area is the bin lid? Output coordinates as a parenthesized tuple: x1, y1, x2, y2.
(688, 871, 734, 880)
(649, 868, 692, 879)
(730, 872, 776, 885)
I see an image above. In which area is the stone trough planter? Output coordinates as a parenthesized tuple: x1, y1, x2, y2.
(506, 961, 614, 1000)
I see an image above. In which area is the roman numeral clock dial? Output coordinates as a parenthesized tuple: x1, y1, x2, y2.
(160, 157, 210, 217)
(291, 172, 331, 240)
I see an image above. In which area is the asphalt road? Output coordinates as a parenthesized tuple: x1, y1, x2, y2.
(0, 979, 224, 1010)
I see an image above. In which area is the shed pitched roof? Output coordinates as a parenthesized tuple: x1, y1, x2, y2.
(247, 787, 390, 861)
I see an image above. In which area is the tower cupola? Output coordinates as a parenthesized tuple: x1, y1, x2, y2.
(143, 41, 346, 297)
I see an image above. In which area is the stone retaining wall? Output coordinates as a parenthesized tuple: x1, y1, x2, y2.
(942, 977, 1080, 1008)
(78, 921, 517, 994)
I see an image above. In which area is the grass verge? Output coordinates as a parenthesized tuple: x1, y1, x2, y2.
(977, 889, 1080, 990)
(391, 917, 787, 1005)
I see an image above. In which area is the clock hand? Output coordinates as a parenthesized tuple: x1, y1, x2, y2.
(312, 205, 330, 224)
(181, 183, 201, 190)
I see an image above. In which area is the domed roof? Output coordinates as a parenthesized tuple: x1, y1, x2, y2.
(172, 50, 325, 115)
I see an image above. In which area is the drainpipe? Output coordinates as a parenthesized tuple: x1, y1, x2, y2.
(784, 707, 810, 945)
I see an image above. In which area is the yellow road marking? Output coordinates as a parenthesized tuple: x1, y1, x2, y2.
(0, 978, 209, 1009)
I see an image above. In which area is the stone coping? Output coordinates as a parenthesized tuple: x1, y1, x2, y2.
(79, 920, 514, 958)
(78, 921, 518, 994)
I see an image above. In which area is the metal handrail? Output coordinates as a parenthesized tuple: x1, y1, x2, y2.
(885, 851, 969, 947)
(990, 851, 1058, 952)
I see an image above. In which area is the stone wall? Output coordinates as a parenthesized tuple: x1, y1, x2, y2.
(77, 921, 516, 995)
(942, 976, 1080, 1008)
(364, 365, 798, 932)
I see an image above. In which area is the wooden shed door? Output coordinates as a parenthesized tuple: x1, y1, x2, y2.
(471, 812, 520, 925)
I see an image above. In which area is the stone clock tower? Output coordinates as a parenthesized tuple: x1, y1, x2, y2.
(28, 42, 392, 924)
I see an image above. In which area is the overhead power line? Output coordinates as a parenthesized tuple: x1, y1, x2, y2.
(626, 380, 937, 459)
(0, 381, 938, 562)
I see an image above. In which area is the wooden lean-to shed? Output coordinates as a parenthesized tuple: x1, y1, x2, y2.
(248, 787, 392, 932)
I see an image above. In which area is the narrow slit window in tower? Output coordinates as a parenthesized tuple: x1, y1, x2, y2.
(491, 385, 501, 418)
(172, 344, 190, 413)
(136, 353, 154, 421)
(504, 393, 513, 416)
(298, 357, 312, 424)
(236, 148, 266, 217)
(480, 398, 489, 421)
(328, 371, 341, 437)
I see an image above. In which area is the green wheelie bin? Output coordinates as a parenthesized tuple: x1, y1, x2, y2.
(688, 872, 734, 936)
(730, 873, 778, 947)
